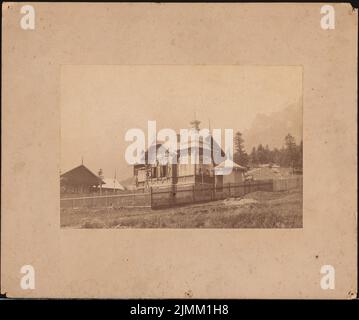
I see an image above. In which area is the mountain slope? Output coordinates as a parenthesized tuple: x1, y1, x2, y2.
(243, 101, 302, 151)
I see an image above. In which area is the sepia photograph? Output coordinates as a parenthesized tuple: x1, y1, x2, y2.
(1, 2, 356, 301)
(60, 65, 303, 229)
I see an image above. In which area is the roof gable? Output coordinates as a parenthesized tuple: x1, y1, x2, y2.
(60, 165, 103, 186)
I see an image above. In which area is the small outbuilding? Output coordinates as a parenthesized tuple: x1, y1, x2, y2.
(101, 178, 126, 192)
(60, 164, 104, 194)
(214, 159, 247, 186)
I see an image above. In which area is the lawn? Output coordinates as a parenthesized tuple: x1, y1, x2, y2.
(60, 188, 302, 229)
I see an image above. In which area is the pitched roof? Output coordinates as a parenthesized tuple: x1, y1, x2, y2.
(60, 165, 104, 186)
(102, 178, 126, 190)
(215, 159, 247, 171)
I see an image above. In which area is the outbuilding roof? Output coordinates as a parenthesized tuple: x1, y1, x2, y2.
(60, 164, 104, 186)
(215, 159, 247, 171)
(102, 178, 126, 190)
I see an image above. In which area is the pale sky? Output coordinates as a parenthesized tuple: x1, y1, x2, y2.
(61, 65, 302, 179)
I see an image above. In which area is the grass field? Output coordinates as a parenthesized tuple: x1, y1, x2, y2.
(61, 187, 302, 229)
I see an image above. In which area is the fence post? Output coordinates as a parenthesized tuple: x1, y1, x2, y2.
(150, 187, 153, 208)
(193, 185, 195, 202)
(228, 183, 231, 197)
(172, 184, 176, 206)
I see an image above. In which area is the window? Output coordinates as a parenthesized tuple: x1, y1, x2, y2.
(151, 167, 157, 178)
(161, 165, 167, 177)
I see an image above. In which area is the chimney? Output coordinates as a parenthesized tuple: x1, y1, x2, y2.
(190, 119, 201, 131)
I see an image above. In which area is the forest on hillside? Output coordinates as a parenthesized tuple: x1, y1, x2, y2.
(234, 132, 303, 168)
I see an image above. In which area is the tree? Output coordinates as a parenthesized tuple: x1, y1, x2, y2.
(256, 144, 266, 164)
(250, 147, 257, 166)
(233, 131, 249, 166)
(284, 134, 297, 167)
(247, 133, 303, 169)
(296, 140, 303, 168)
(264, 144, 271, 163)
(272, 147, 281, 165)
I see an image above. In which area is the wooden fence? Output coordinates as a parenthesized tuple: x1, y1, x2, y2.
(60, 176, 302, 210)
(60, 192, 151, 209)
(150, 180, 273, 208)
(273, 175, 302, 191)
